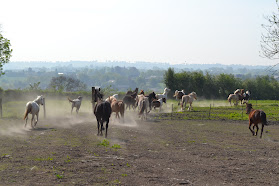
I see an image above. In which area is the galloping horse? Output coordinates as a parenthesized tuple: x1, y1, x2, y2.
(181, 92, 197, 111)
(173, 90, 185, 105)
(228, 94, 239, 106)
(239, 90, 251, 104)
(126, 88, 138, 98)
(136, 94, 149, 120)
(106, 96, 125, 120)
(156, 88, 170, 102)
(246, 103, 267, 138)
(24, 95, 45, 128)
(151, 98, 166, 112)
(94, 94, 111, 138)
(68, 96, 82, 114)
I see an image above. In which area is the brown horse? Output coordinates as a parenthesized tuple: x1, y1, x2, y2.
(106, 96, 125, 120)
(246, 103, 267, 138)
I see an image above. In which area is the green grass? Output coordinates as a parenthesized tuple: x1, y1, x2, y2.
(159, 99, 279, 121)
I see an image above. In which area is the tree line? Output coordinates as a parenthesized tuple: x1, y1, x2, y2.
(164, 68, 279, 100)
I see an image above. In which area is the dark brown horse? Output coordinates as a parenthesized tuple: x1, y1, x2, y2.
(126, 88, 138, 97)
(94, 99, 112, 138)
(246, 103, 267, 138)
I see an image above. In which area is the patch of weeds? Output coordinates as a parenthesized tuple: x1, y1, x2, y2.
(187, 140, 195, 143)
(35, 157, 54, 161)
(121, 174, 127, 177)
(98, 139, 110, 147)
(126, 163, 131, 167)
(55, 173, 64, 179)
(112, 179, 121, 184)
(51, 129, 57, 131)
(93, 153, 99, 157)
(111, 144, 121, 149)
(65, 155, 71, 163)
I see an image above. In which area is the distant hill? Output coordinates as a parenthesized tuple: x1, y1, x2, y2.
(3, 60, 270, 72)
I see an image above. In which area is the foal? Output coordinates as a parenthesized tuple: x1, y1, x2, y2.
(246, 103, 267, 138)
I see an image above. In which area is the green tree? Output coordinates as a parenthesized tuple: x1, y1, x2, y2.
(164, 68, 176, 91)
(0, 29, 12, 76)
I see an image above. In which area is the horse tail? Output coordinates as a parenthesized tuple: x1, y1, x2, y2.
(23, 103, 32, 120)
(260, 111, 267, 126)
(139, 100, 145, 115)
(68, 97, 73, 103)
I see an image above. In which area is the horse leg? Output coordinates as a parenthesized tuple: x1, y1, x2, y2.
(249, 121, 255, 136)
(100, 121, 103, 136)
(105, 119, 109, 138)
(71, 107, 73, 114)
(255, 124, 259, 136)
(35, 113, 39, 126)
(31, 115, 35, 128)
(97, 120, 100, 136)
(260, 124, 264, 138)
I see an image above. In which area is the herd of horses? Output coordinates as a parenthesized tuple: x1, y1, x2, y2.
(23, 87, 267, 138)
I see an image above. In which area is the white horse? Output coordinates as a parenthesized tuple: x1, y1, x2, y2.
(228, 94, 239, 106)
(24, 95, 45, 128)
(136, 94, 149, 120)
(181, 92, 197, 111)
(156, 88, 170, 101)
(68, 96, 83, 114)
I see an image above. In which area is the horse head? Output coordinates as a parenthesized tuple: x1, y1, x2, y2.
(35, 95, 44, 105)
(191, 92, 197, 100)
(246, 103, 253, 114)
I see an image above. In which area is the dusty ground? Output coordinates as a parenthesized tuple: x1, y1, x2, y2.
(0, 110, 279, 186)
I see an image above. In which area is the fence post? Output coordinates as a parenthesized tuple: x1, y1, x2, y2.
(0, 98, 2, 118)
(171, 104, 173, 120)
(241, 104, 243, 120)
(208, 104, 211, 119)
(43, 98, 46, 119)
(92, 87, 95, 114)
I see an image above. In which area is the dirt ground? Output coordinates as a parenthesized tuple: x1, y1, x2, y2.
(0, 110, 279, 186)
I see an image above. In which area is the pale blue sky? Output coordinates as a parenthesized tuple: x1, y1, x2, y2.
(0, 0, 277, 65)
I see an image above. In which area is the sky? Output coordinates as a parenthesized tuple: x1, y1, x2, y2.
(0, 0, 277, 65)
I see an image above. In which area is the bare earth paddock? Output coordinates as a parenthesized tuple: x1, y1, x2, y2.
(0, 110, 279, 185)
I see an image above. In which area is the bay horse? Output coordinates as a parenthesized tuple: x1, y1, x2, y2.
(24, 95, 45, 128)
(246, 103, 267, 138)
(94, 96, 112, 138)
(181, 92, 197, 111)
(106, 96, 125, 120)
(68, 96, 82, 114)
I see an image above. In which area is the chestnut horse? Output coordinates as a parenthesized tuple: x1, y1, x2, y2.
(106, 96, 125, 120)
(246, 103, 267, 138)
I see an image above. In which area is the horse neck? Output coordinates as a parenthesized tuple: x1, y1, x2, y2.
(34, 97, 42, 105)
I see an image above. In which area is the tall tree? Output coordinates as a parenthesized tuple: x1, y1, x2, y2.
(0, 28, 12, 76)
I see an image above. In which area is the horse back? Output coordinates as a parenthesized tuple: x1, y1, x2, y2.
(94, 102, 112, 121)
(249, 109, 267, 125)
